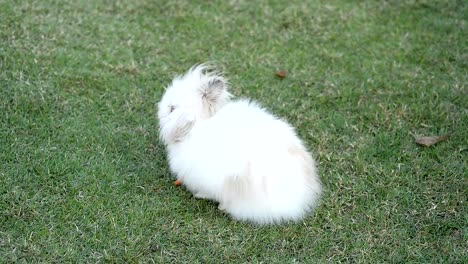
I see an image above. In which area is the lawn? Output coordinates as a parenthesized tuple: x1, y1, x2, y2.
(1, 0, 466, 262)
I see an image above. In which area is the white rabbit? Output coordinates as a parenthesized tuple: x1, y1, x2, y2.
(157, 64, 321, 224)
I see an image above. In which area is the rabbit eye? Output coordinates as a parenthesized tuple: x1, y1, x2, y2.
(169, 105, 176, 113)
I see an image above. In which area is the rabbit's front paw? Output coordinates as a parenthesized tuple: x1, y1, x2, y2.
(194, 192, 210, 199)
(218, 203, 226, 211)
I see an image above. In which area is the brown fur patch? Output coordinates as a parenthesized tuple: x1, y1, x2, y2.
(288, 145, 317, 188)
(222, 163, 252, 208)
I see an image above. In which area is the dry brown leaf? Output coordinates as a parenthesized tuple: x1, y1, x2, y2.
(275, 70, 286, 78)
(173, 179, 182, 186)
(415, 133, 450, 147)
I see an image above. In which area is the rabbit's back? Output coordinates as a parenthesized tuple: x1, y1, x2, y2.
(185, 100, 322, 224)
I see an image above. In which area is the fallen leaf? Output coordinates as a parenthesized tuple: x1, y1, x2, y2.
(415, 133, 450, 147)
(173, 179, 182, 186)
(275, 70, 286, 78)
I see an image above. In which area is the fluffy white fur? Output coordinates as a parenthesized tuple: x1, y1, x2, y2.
(157, 64, 321, 224)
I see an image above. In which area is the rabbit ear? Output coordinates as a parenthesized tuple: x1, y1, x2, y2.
(170, 115, 195, 143)
(201, 77, 227, 105)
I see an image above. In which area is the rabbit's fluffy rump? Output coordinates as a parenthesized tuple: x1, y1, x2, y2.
(158, 65, 321, 224)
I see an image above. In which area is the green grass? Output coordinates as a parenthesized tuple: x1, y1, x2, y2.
(1, 0, 466, 262)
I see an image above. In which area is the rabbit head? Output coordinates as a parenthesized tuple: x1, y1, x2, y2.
(157, 64, 231, 144)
